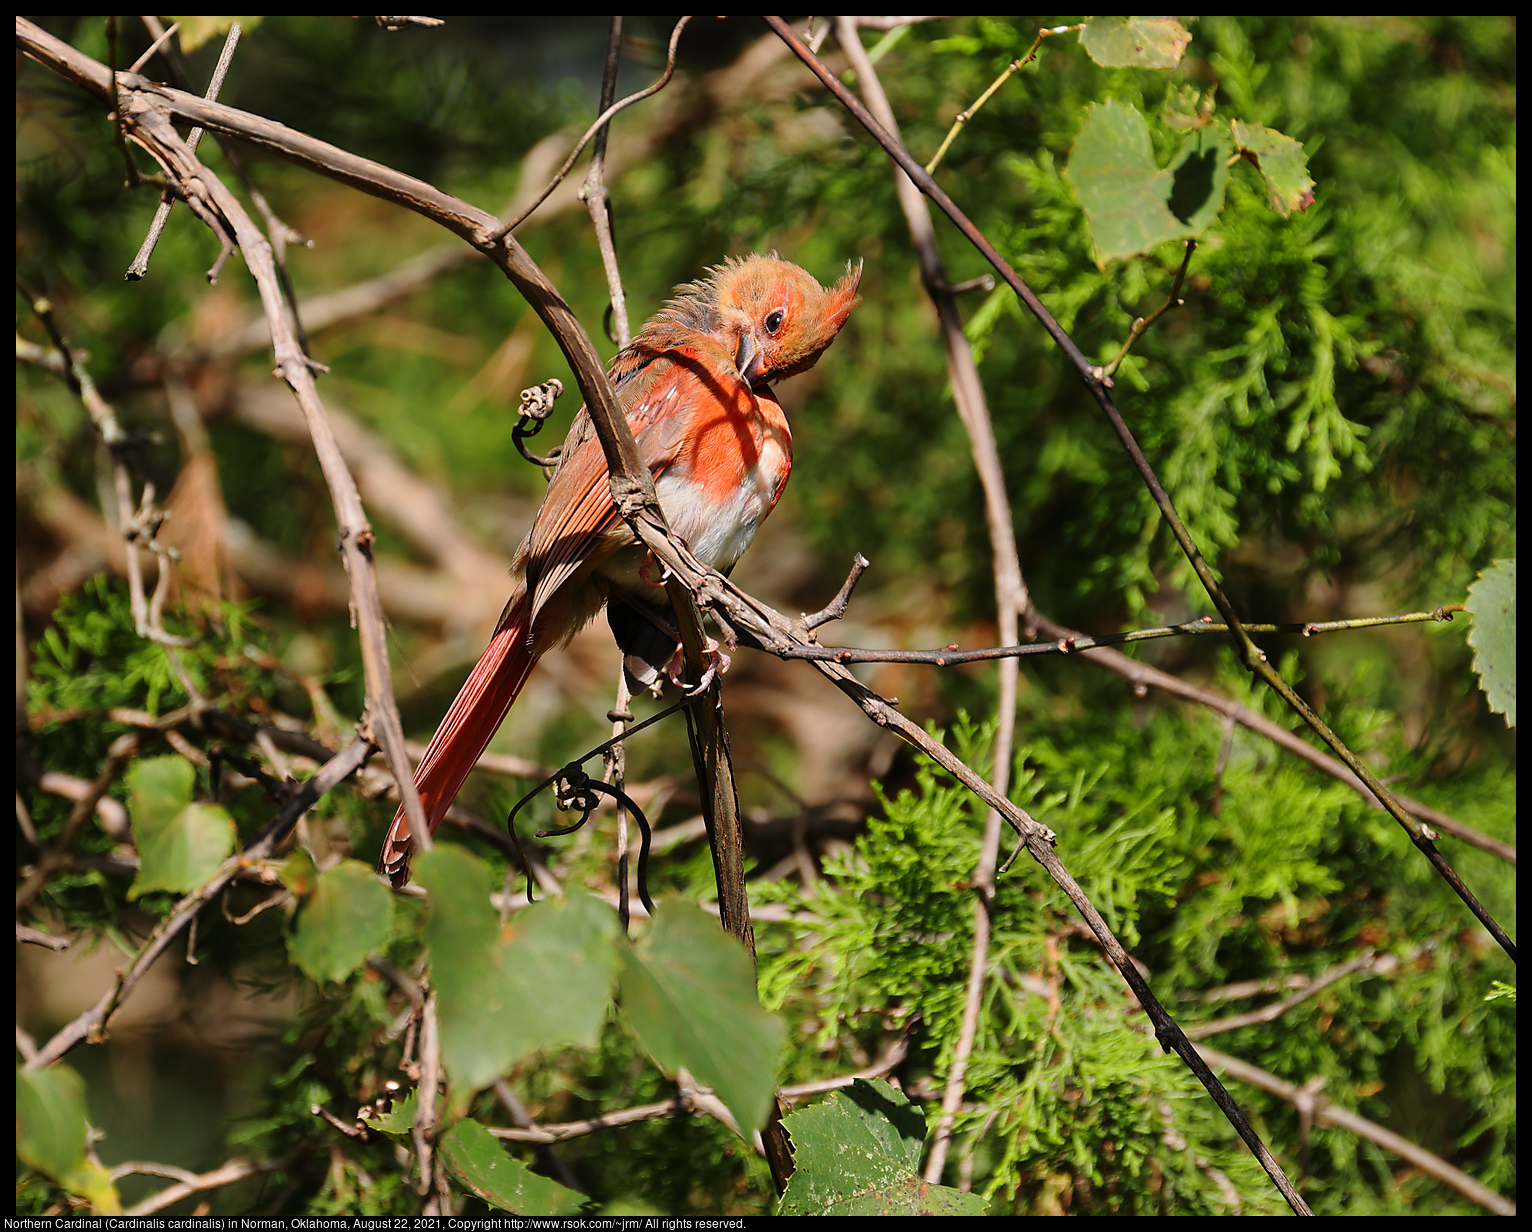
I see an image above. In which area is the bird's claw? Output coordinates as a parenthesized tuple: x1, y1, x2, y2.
(666, 636, 731, 694)
(639, 550, 674, 589)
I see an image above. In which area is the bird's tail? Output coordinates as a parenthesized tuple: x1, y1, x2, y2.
(378, 590, 539, 887)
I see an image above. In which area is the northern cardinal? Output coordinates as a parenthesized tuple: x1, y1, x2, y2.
(379, 255, 862, 885)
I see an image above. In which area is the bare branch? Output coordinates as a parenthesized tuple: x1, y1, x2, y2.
(117, 1149, 307, 1216)
(583, 17, 632, 351)
(488, 1034, 910, 1144)
(505, 15, 694, 235)
(1196, 1044, 1515, 1216)
(834, 16, 1026, 1185)
(126, 19, 242, 280)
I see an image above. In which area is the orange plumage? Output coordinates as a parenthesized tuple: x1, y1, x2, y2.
(378, 255, 861, 886)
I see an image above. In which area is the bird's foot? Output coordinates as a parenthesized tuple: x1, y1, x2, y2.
(639, 550, 674, 589)
(666, 635, 731, 694)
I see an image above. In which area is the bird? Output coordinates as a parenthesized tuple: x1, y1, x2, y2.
(378, 254, 862, 886)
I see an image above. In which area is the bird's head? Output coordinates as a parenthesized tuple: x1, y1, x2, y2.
(709, 254, 863, 387)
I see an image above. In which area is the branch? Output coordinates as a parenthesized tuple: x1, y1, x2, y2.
(583, 18, 632, 351)
(504, 15, 693, 235)
(833, 16, 1025, 1185)
(115, 1149, 307, 1216)
(17, 24, 1499, 1216)
(124, 19, 242, 280)
(488, 1034, 909, 1144)
(1182, 950, 1397, 1040)
(15, 15, 801, 1194)
(16, 16, 676, 878)
(1196, 1044, 1516, 1216)
(1004, 951, 1512, 1215)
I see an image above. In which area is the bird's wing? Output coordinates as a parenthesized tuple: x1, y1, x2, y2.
(522, 336, 751, 628)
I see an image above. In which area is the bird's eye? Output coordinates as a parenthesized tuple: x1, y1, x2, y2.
(764, 309, 785, 335)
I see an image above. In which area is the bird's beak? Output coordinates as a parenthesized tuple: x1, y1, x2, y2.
(735, 331, 766, 385)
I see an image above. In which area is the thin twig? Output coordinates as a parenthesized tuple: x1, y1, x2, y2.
(503, 16, 693, 234)
(834, 17, 1024, 1186)
(488, 1034, 909, 1143)
(1183, 950, 1394, 1039)
(1098, 239, 1197, 379)
(117, 1148, 308, 1216)
(126, 20, 179, 74)
(607, 663, 635, 930)
(16, 732, 141, 912)
(17, 283, 194, 648)
(583, 17, 631, 350)
(925, 58, 1021, 175)
(492, 1079, 585, 1193)
(126, 20, 242, 280)
(923, 23, 1080, 174)
(776, 606, 1472, 667)
(412, 990, 440, 1196)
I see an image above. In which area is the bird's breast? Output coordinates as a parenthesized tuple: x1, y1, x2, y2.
(655, 383, 792, 573)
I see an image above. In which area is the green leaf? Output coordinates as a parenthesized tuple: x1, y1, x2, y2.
(287, 858, 394, 984)
(441, 1116, 591, 1215)
(1079, 16, 1192, 70)
(1064, 100, 1230, 266)
(619, 898, 785, 1137)
(1465, 558, 1516, 726)
(779, 1079, 989, 1216)
(368, 1085, 418, 1138)
(126, 756, 236, 898)
(16, 1065, 122, 1214)
(416, 848, 621, 1113)
(1230, 119, 1316, 215)
(277, 844, 319, 897)
(126, 754, 195, 832)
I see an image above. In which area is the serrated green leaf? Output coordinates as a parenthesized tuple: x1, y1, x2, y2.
(779, 1079, 989, 1216)
(619, 898, 784, 1137)
(368, 1086, 418, 1138)
(288, 859, 394, 984)
(1079, 16, 1192, 70)
(17, 1065, 123, 1214)
(1465, 558, 1516, 726)
(441, 1116, 591, 1215)
(1230, 119, 1316, 215)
